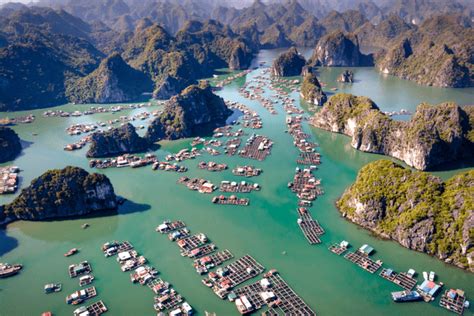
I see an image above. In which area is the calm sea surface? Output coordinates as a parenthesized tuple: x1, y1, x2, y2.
(0, 49, 473, 316)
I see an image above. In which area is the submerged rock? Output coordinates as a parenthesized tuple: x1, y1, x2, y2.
(146, 83, 232, 142)
(300, 71, 327, 106)
(1, 166, 117, 222)
(312, 31, 373, 67)
(87, 123, 149, 158)
(337, 70, 354, 83)
(271, 47, 306, 77)
(311, 93, 474, 170)
(337, 160, 474, 272)
(0, 127, 22, 163)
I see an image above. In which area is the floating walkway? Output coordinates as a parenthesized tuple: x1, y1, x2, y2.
(439, 289, 468, 315)
(193, 250, 234, 275)
(212, 195, 250, 206)
(219, 181, 260, 193)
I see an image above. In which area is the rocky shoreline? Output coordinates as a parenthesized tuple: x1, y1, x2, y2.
(311, 93, 474, 170)
(0, 166, 118, 223)
(337, 160, 473, 272)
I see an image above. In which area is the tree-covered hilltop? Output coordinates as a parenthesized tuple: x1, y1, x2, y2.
(375, 14, 473, 88)
(300, 71, 327, 106)
(67, 52, 153, 103)
(1, 166, 118, 222)
(311, 93, 474, 170)
(337, 160, 474, 272)
(0, 127, 22, 163)
(87, 123, 149, 158)
(271, 47, 306, 77)
(145, 82, 232, 142)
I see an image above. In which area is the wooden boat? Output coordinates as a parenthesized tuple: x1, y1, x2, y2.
(64, 248, 79, 257)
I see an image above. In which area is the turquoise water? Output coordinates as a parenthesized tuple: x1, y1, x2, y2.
(0, 50, 473, 316)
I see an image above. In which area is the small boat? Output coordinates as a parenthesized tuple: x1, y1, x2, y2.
(423, 271, 428, 281)
(64, 248, 79, 257)
(429, 271, 436, 281)
(79, 274, 94, 286)
(391, 290, 422, 302)
(41, 312, 53, 316)
(81, 223, 90, 229)
(407, 269, 416, 278)
(0, 263, 22, 278)
(44, 283, 62, 294)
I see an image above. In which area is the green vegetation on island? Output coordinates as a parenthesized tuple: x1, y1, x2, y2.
(0, 127, 22, 163)
(337, 160, 474, 271)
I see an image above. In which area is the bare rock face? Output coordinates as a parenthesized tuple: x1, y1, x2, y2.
(311, 93, 474, 170)
(87, 123, 149, 158)
(300, 71, 327, 106)
(146, 83, 232, 142)
(0, 127, 22, 163)
(337, 160, 474, 272)
(271, 47, 306, 77)
(1, 166, 118, 221)
(312, 31, 373, 67)
(337, 70, 354, 83)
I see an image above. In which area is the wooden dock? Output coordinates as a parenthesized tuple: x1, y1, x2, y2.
(184, 243, 217, 259)
(177, 234, 207, 252)
(344, 251, 382, 273)
(379, 269, 417, 290)
(194, 249, 234, 274)
(234, 272, 315, 315)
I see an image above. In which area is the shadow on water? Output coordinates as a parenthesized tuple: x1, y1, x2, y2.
(118, 199, 151, 215)
(429, 156, 474, 173)
(0, 228, 18, 256)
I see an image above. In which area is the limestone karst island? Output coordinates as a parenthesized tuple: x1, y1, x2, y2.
(0, 0, 473, 315)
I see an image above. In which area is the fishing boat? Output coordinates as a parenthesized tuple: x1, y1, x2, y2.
(391, 290, 422, 302)
(44, 283, 62, 294)
(0, 263, 22, 278)
(423, 271, 428, 280)
(429, 271, 436, 281)
(79, 275, 94, 287)
(64, 248, 79, 257)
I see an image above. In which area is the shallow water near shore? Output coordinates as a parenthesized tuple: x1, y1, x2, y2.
(0, 49, 473, 316)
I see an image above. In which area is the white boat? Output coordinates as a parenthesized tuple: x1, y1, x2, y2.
(407, 269, 416, 278)
(429, 271, 436, 281)
(423, 271, 428, 280)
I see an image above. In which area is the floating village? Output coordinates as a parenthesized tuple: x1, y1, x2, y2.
(1, 63, 471, 316)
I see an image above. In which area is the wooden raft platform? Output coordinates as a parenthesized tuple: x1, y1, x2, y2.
(297, 208, 324, 244)
(227, 255, 265, 286)
(184, 244, 217, 259)
(85, 300, 108, 315)
(297, 152, 321, 165)
(212, 195, 250, 206)
(177, 234, 207, 252)
(234, 273, 315, 315)
(69, 261, 92, 278)
(439, 290, 467, 315)
(239, 135, 273, 161)
(379, 269, 417, 290)
(328, 243, 348, 255)
(344, 251, 382, 273)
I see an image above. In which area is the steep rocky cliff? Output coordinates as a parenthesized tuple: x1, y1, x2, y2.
(87, 123, 149, 158)
(311, 93, 474, 170)
(272, 47, 306, 77)
(0, 127, 22, 163)
(337, 160, 474, 272)
(337, 70, 354, 83)
(300, 71, 327, 106)
(67, 53, 152, 103)
(375, 15, 473, 88)
(146, 83, 232, 142)
(1, 166, 117, 222)
(311, 31, 373, 67)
